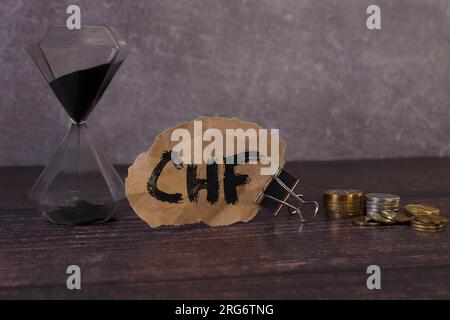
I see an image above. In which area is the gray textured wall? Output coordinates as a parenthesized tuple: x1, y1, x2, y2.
(1, 0, 449, 165)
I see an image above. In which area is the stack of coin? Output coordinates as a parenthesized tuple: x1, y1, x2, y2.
(410, 215, 445, 232)
(364, 193, 400, 222)
(405, 204, 448, 232)
(323, 189, 363, 218)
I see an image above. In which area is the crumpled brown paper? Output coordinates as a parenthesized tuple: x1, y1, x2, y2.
(125, 117, 286, 227)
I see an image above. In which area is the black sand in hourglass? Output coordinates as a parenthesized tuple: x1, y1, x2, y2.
(49, 63, 112, 123)
(45, 200, 116, 225)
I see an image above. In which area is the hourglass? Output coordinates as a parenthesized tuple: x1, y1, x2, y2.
(27, 25, 128, 225)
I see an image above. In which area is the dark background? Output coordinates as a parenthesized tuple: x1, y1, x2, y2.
(1, 0, 449, 165)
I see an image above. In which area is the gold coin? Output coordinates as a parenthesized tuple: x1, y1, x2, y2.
(411, 223, 444, 231)
(325, 209, 363, 214)
(327, 211, 363, 218)
(325, 206, 363, 211)
(381, 211, 411, 223)
(411, 221, 441, 228)
(410, 211, 441, 217)
(323, 189, 363, 201)
(409, 212, 446, 224)
(325, 207, 363, 213)
(411, 227, 444, 232)
(413, 222, 443, 228)
(366, 211, 397, 224)
(411, 219, 443, 227)
(352, 216, 381, 227)
(325, 199, 362, 207)
(413, 215, 443, 226)
(325, 197, 362, 202)
(405, 204, 440, 216)
(324, 201, 362, 207)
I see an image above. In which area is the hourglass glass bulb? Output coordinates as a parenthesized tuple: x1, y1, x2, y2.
(27, 25, 128, 225)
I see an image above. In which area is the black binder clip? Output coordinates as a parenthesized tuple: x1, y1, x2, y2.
(256, 168, 318, 223)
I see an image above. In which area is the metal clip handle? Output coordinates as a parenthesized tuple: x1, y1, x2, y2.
(272, 175, 318, 222)
(256, 168, 319, 223)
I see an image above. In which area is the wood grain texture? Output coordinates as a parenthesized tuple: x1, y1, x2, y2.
(1, 158, 450, 299)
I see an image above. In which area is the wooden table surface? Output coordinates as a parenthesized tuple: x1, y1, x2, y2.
(1, 158, 450, 300)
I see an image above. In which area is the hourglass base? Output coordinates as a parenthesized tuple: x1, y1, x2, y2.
(44, 200, 118, 225)
(29, 123, 125, 225)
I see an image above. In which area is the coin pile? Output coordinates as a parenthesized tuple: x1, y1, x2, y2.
(352, 203, 447, 232)
(364, 193, 400, 223)
(405, 204, 448, 232)
(323, 189, 363, 218)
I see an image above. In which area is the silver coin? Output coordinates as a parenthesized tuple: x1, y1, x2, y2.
(365, 202, 400, 207)
(365, 201, 400, 206)
(367, 206, 400, 210)
(365, 197, 400, 202)
(365, 193, 400, 201)
(365, 199, 400, 204)
(365, 204, 400, 210)
(366, 197, 400, 201)
(365, 200, 400, 206)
